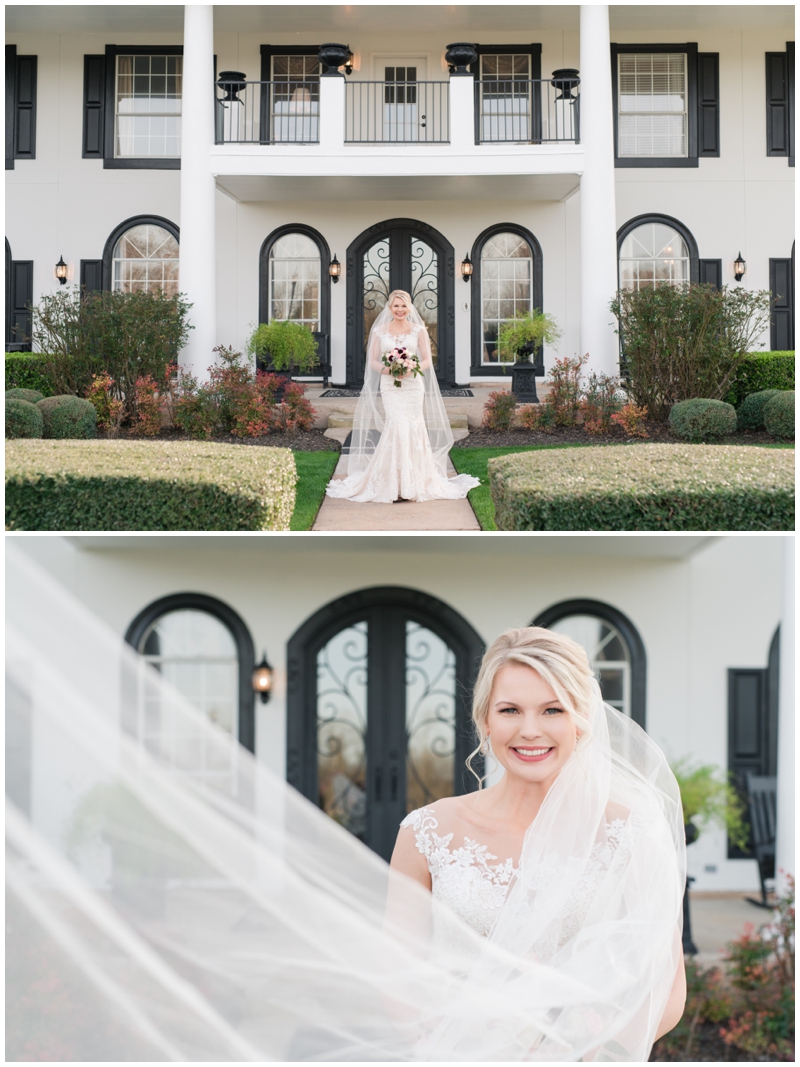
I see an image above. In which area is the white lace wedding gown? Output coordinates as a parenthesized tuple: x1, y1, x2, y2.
(325, 324, 480, 503)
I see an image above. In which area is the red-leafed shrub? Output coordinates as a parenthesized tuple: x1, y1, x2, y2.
(610, 403, 650, 438)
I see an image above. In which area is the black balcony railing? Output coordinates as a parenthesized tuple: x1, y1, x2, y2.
(345, 81, 449, 144)
(215, 79, 320, 144)
(475, 75, 580, 144)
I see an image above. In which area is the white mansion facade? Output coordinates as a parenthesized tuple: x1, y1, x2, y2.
(5, 4, 795, 386)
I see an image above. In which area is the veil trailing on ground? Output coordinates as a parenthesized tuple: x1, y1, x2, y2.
(339, 292, 455, 479)
(6, 543, 686, 1062)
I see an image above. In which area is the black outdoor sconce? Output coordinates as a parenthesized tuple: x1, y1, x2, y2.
(252, 652, 274, 704)
(329, 254, 341, 283)
(344, 52, 354, 76)
(734, 252, 746, 282)
(55, 255, 68, 285)
(460, 254, 473, 282)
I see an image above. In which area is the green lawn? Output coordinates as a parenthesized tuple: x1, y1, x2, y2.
(290, 451, 340, 530)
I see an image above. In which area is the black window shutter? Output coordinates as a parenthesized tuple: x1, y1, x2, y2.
(788, 42, 795, 166)
(14, 55, 37, 160)
(80, 259, 104, 292)
(769, 258, 794, 350)
(9, 260, 34, 351)
(83, 55, 106, 158)
(699, 259, 722, 289)
(766, 51, 789, 155)
(5, 45, 15, 170)
(697, 53, 720, 156)
(727, 668, 767, 859)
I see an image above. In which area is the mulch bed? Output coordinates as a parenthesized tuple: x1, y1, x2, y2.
(460, 424, 781, 448)
(101, 427, 341, 452)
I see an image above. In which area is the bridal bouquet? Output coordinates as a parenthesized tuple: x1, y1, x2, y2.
(382, 347, 422, 388)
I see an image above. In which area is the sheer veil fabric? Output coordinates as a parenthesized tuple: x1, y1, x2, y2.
(6, 544, 686, 1062)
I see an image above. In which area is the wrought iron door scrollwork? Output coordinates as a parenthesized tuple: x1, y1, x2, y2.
(405, 622, 456, 810)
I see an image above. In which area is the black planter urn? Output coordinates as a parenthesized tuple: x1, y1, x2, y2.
(216, 71, 247, 101)
(445, 42, 478, 75)
(551, 68, 580, 100)
(318, 43, 350, 74)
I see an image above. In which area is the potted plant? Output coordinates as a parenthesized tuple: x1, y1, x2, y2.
(247, 321, 319, 385)
(496, 310, 561, 404)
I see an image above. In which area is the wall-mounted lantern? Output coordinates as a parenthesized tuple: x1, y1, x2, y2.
(734, 252, 746, 282)
(460, 254, 474, 282)
(55, 255, 68, 285)
(252, 652, 274, 704)
(329, 255, 341, 283)
(344, 51, 355, 76)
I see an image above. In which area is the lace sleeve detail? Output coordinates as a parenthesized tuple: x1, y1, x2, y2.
(400, 807, 453, 865)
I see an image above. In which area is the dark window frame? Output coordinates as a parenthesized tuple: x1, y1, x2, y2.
(101, 214, 180, 292)
(5, 238, 34, 352)
(617, 212, 701, 287)
(259, 45, 322, 146)
(6, 44, 38, 169)
(124, 592, 256, 753)
(532, 598, 647, 730)
(103, 44, 183, 170)
(469, 222, 543, 378)
(611, 42, 699, 168)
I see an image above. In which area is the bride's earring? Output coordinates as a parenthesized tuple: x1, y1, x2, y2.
(482, 739, 489, 753)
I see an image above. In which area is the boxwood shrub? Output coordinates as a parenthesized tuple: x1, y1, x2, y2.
(37, 395, 97, 439)
(6, 387, 45, 404)
(6, 399, 44, 439)
(737, 389, 783, 432)
(763, 391, 795, 440)
(5, 441, 297, 531)
(725, 351, 795, 407)
(5, 353, 55, 396)
(669, 398, 737, 441)
(489, 444, 794, 531)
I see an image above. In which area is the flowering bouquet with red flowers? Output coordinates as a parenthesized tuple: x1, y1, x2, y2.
(382, 346, 422, 388)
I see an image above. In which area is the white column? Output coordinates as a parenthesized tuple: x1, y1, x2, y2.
(579, 5, 618, 375)
(179, 5, 216, 379)
(775, 537, 795, 894)
(318, 75, 345, 152)
(448, 74, 474, 152)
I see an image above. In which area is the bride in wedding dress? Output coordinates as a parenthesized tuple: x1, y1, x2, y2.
(325, 290, 480, 503)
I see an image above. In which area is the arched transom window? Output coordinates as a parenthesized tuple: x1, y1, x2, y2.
(480, 231, 533, 364)
(619, 222, 690, 290)
(112, 224, 179, 295)
(549, 615, 632, 718)
(269, 232, 320, 329)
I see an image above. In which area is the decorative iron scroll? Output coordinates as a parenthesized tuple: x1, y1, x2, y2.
(410, 238, 439, 366)
(405, 622, 456, 811)
(362, 238, 391, 354)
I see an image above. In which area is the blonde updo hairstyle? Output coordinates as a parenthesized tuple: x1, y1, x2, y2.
(467, 627, 598, 784)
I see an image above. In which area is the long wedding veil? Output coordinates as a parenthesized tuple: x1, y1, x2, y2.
(6, 543, 686, 1061)
(339, 293, 455, 479)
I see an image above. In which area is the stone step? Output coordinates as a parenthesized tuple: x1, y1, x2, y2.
(327, 412, 469, 430)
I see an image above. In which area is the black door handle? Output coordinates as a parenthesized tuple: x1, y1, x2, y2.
(390, 765, 399, 801)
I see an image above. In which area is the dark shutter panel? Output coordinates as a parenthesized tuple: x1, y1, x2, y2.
(697, 53, 720, 156)
(80, 259, 104, 293)
(769, 258, 794, 350)
(14, 55, 37, 160)
(9, 260, 34, 351)
(788, 42, 795, 166)
(82, 55, 106, 158)
(727, 668, 767, 859)
(765, 627, 780, 778)
(766, 52, 789, 155)
(5, 45, 15, 170)
(699, 259, 722, 289)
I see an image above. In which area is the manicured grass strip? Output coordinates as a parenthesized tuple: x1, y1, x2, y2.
(451, 445, 585, 530)
(5, 440, 296, 531)
(489, 443, 795, 531)
(291, 451, 340, 530)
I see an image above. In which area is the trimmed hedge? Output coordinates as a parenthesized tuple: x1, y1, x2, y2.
(669, 398, 737, 441)
(5, 353, 55, 397)
(726, 351, 795, 407)
(489, 444, 794, 531)
(737, 390, 783, 432)
(6, 399, 44, 439)
(6, 387, 45, 404)
(5, 441, 297, 531)
(764, 391, 795, 440)
(38, 395, 97, 439)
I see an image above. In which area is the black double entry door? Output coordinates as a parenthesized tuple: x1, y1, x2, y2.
(344, 218, 457, 390)
(286, 588, 483, 861)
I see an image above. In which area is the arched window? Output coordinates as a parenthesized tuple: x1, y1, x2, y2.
(259, 224, 330, 335)
(532, 599, 646, 728)
(125, 593, 256, 752)
(617, 213, 699, 290)
(470, 223, 543, 376)
(102, 215, 180, 295)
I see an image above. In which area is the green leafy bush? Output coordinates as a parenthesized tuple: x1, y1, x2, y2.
(580, 371, 622, 434)
(247, 320, 319, 374)
(489, 444, 794, 531)
(737, 389, 783, 431)
(610, 284, 773, 420)
(764, 391, 795, 440)
(670, 758, 749, 850)
(5, 441, 296, 531)
(495, 309, 561, 363)
(6, 399, 44, 439)
(545, 353, 587, 426)
(669, 398, 737, 441)
(5, 353, 55, 396)
(37, 395, 97, 439)
(726, 351, 795, 406)
(6, 387, 45, 404)
(481, 390, 517, 431)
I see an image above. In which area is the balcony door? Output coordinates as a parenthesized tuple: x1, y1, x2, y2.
(345, 218, 456, 389)
(286, 587, 484, 861)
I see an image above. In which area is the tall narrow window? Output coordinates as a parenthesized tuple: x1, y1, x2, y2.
(270, 54, 319, 143)
(268, 232, 321, 329)
(618, 52, 687, 158)
(478, 53, 532, 142)
(115, 53, 182, 158)
(111, 223, 180, 295)
(480, 232, 533, 364)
